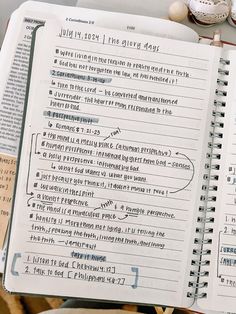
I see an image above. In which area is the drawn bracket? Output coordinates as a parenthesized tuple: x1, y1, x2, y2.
(11, 253, 22, 276)
(131, 266, 139, 289)
(217, 231, 222, 278)
(35, 133, 41, 154)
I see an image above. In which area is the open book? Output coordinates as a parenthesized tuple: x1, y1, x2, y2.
(2, 2, 236, 313)
(0, 0, 198, 269)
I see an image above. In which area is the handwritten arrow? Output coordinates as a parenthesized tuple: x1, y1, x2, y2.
(103, 135, 110, 142)
(27, 196, 34, 207)
(170, 152, 195, 194)
(94, 207, 101, 211)
(118, 214, 128, 220)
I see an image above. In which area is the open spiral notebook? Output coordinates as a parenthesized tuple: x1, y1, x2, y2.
(1, 2, 236, 314)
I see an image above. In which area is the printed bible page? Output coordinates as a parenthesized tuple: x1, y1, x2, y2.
(4, 21, 221, 307)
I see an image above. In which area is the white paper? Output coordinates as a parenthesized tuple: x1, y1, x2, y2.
(4, 20, 220, 307)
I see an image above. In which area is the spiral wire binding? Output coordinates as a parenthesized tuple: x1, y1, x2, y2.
(187, 57, 229, 300)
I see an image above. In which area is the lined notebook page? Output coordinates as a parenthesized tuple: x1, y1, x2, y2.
(4, 22, 220, 307)
(198, 51, 236, 312)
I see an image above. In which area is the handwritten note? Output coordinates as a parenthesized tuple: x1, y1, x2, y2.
(4, 22, 221, 307)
